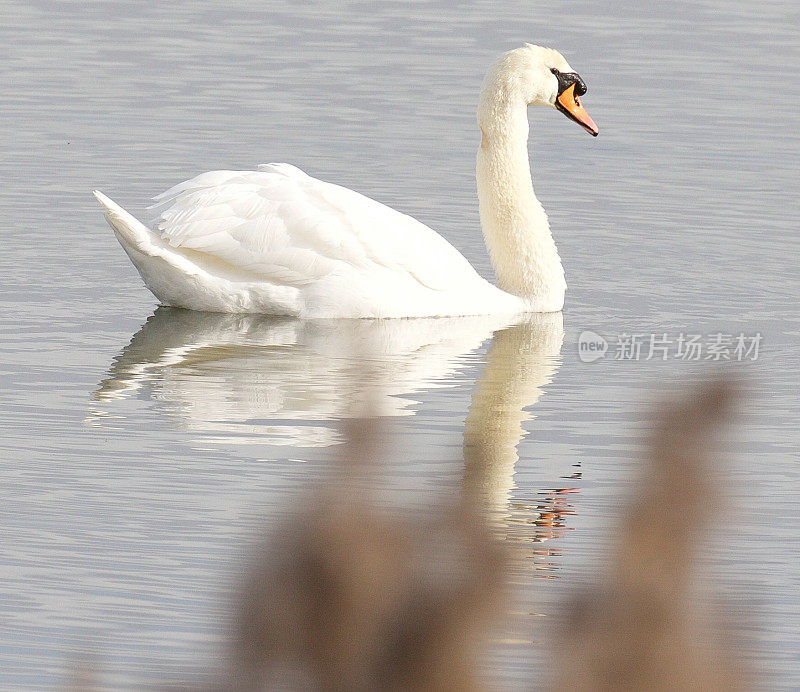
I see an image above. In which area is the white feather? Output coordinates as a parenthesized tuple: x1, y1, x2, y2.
(95, 45, 592, 318)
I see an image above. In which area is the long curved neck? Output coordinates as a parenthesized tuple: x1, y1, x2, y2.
(476, 97, 566, 312)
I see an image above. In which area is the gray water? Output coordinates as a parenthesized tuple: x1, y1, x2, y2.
(2, 0, 799, 688)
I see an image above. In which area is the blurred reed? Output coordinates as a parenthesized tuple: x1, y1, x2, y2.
(221, 419, 506, 691)
(71, 378, 749, 690)
(550, 378, 749, 691)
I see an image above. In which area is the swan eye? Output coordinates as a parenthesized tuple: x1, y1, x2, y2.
(550, 67, 560, 75)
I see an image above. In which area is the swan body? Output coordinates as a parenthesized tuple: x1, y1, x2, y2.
(94, 45, 597, 318)
(93, 167, 521, 318)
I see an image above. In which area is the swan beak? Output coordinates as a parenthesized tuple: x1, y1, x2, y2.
(556, 83, 599, 137)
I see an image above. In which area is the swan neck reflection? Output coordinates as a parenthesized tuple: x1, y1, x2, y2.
(94, 308, 565, 531)
(463, 313, 564, 518)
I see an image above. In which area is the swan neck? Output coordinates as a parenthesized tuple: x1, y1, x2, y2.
(476, 98, 566, 312)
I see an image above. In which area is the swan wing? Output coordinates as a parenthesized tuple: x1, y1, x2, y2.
(148, 163, 481, 292)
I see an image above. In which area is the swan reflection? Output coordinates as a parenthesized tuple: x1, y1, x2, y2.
(93, 308, 571, 545)
(462, 315, 574, 533)
(93, 308, 523, 447)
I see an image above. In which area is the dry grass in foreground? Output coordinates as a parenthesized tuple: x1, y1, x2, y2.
(71, 379, 750, 690)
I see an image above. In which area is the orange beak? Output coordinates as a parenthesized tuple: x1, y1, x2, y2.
(556, 83, 599, 136)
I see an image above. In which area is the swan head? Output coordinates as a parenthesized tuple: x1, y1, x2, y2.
(479, 44, 598, 137)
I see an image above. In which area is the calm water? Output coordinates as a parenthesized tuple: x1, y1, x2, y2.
(2, 0, 799, 688)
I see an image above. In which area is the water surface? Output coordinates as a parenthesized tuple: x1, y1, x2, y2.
(1, 0, 799, 688)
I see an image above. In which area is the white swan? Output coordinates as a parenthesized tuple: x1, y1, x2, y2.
(94, 45, 597, 318)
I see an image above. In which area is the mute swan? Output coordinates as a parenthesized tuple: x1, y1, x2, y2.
(94, 44, 597, 318)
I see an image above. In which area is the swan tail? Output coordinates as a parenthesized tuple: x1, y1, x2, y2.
(93, 190, 161, 255)
(93, 190, 203, 277)
(93, 190, 301, 314)
(93, 190, 212, 309)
